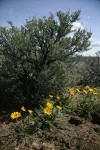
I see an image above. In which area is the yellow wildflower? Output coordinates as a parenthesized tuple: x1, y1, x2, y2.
(83, 89, 88, 94)
(85, 86, 90, 89)
(93, 88, 97, 90)
(49, 95, 53, 98)
(28, 110, 33, 114)
(56, 96, 60, 100)
(69, 88, 75, 96)
(11, 112, 21, 120)
(43, 107, 52, 115)
(46, 102, 53, 109)
(89, 88, 94, 93)
(56, 105, 62, 110)
(21, 106, 26, 111)
(76, 88, 80, 93)
(93, 92, 98, 95)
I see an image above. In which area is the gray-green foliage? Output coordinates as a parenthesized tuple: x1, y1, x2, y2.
(83, 55, 100, 86)
(75, 54, 100, 87)
(0, 10, 91, 107)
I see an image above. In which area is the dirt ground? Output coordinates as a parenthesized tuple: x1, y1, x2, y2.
(0, 114, 100, 150)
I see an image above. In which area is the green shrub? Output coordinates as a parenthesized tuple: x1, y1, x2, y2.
(0, 10, 91, 109)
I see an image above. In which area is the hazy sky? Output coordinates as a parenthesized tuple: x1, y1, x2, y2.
(0, 0, 100, 56)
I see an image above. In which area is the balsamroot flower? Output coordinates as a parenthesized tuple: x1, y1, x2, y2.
(43, 107, 52, 115)
(56, 96, 60, 100)
(56, 105, 62, 110)
(21, 106, 26, 111)
(85, 86, 90, 89)
(83, 89, 88, 94)
(89, 88, 94, 93)
(76, 89, 80, 93)
(93, 92, 98, 95)
(46, 102, 53, 109)
(28, 110, 33, 114)
(69, 88, 75, 96)
(49, 95, 53, 98)
(11, 112, 21, 119)
(93, 88, 97, 90)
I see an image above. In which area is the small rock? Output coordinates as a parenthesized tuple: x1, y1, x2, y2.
(40, 142, 55, 150)
(32, 140, 40, 150)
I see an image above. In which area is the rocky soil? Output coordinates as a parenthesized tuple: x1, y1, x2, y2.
(0, 114, 100, 150)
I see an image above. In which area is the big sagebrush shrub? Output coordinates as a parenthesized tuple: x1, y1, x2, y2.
(0, 10, 91, 109)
